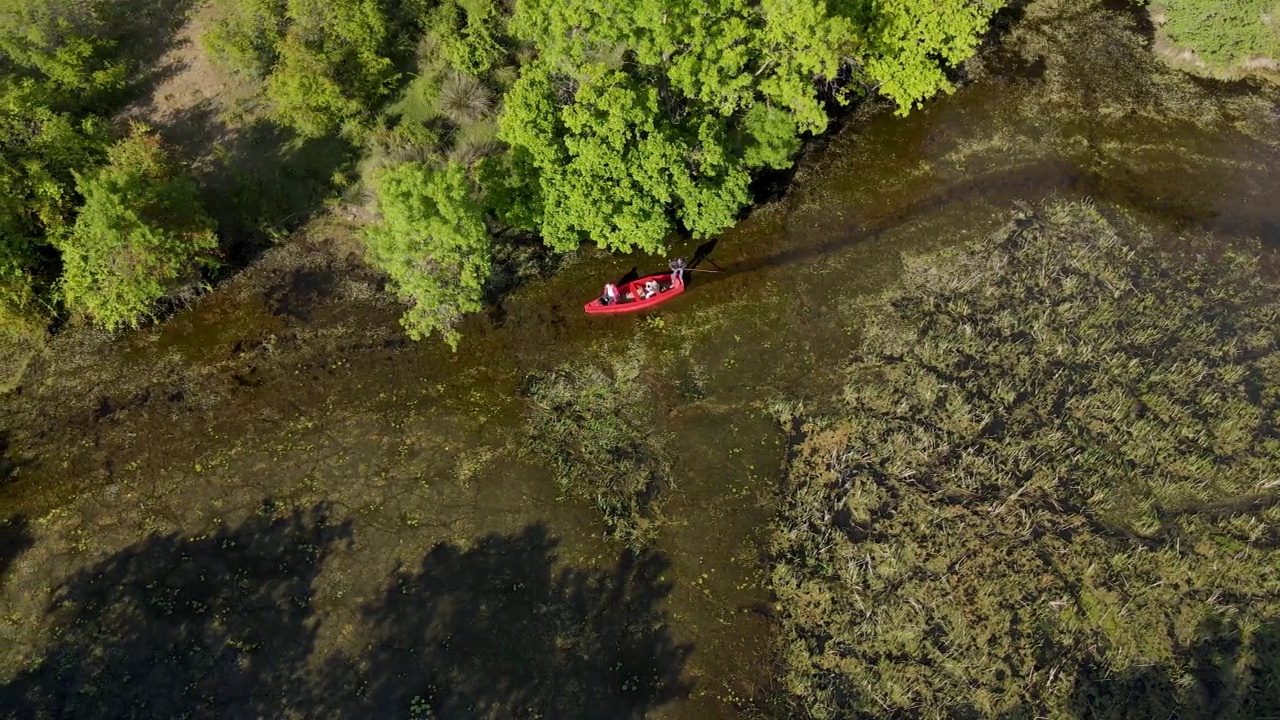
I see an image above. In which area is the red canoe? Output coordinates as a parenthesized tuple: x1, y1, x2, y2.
(584, 270, 685, 315)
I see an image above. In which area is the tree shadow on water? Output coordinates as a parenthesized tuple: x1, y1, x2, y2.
(1070, 616, 1280, 719)
(0, 502, 352, 719)
(0, 515, 34, 582)
(324, 523, 691, 719)
(1, 515, 689, 720)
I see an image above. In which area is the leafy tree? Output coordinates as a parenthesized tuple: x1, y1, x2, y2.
(0, 85, 110, 231)
(500, 0, 1001, 258)
(57, 130, 218, 331)
(265, 0, 397, 137)
(201, 0, 288, 78)
(363, 161, 491, 348)
(0, 0, 128, 104)
(426, 0, 507, 75)
(475, 150, 543, 232)
(858, 0, 1000, 113)
(500, 63, 750, 253)
(0, 82, 110, 333)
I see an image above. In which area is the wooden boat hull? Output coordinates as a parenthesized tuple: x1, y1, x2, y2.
(584, 271, 685, 315)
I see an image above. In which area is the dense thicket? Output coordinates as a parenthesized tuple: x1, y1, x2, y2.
(4, 0, 1004, 341)
(1158, 0, 1280, 68)
(772, 202, 1280, 718)
(205, 0, 1003, 344)
(0, 0, 216, 334)
(57, 130, 218, 331)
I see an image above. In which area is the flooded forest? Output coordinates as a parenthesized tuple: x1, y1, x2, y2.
(3, 0, 1280, 718)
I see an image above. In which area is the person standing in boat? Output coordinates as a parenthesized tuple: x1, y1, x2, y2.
(601, 282, 620, 305)
(669, 258, 686, 287)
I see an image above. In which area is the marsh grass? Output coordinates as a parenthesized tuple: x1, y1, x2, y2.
(523, 350, 673, 546)
(772, 201, 1280, 718)
(438, 71, 494, 127)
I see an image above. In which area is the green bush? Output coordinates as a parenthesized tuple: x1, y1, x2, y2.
(56, 130, 218, 331)
(0, 237, 48, 336)
(362, 161, 490, 348)
(0, 0, 128, 103)
(524, 350, 672, 546)
(0, 82, 110, 332)
(201, 0, 287, 78)
(260, 0, 397, 137)
(437, 70, 493, 126)
(1160, 0, 1280, 65)
(425, 0, 506, 75)
(772, 202, 1280, 718)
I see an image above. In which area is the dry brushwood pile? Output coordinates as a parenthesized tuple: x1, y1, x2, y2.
(772, 202, 1280, 718)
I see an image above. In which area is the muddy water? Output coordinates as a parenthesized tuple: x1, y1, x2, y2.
(4, 1, 1280, 717)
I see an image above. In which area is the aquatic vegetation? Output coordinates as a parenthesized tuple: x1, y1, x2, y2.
(773, 201, 1280, 718)
(524, 350, 672, 546)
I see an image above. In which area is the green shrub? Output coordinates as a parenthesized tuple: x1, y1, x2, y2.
(772, 202, 1280, 718)
(0, 0, 128, 103)
(0, 83, 109, 332)
(367, 119, 443, 166)
(1159, 0, 1280, 65)
(264, 0, 397, 138)
(201, 0, 287, 78)
(0, 92, 111, 233)
(438, 71, 493, 126)
(362, 161, 490, 348)
(524, 350, 672, 546)
(0, 236, 48, 336)
(56, 130, 218, 331)
(425, 0, 507, 75)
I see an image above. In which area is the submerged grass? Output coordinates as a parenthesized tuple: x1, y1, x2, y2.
(523, 349, 673, 546)
(772, 201, 1280, 718)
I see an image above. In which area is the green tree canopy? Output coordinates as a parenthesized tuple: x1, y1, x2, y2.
(265, 0, 398, 137)
(499, 62, 750, 253)
(0, 81, 110, 333)
(498, 0, 1002, 255)
(56, 130, 218, 331)
(363, 161, 491, 348)
(0, 0, 128, 104)
(201, 0, 287, 78)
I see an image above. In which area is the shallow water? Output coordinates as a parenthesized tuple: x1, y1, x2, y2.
(3, 1, 1280, 717)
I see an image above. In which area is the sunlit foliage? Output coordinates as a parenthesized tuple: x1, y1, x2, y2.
(363, 161, 490, 348)
(57, 131, 217, 331)
(1159, 0, 1280, 66)
(500, 0, 1004, 254)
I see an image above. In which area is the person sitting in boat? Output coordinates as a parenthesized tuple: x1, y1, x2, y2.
(601, 282, 620, 305)
(642, 279, 660, 299)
